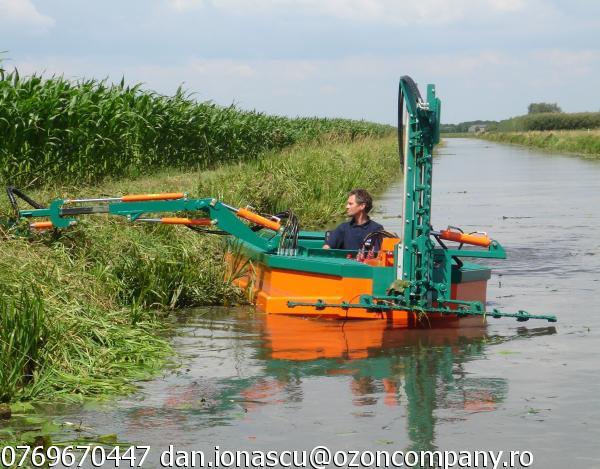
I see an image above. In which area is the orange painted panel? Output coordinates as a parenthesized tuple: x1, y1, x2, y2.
(228, 252, 488, 325)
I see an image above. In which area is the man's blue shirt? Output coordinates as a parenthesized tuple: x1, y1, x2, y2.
(326, 218, 384, 250)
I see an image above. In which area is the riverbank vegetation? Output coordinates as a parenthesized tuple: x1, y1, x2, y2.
(0, 131, 398, 406)
(0, 67, 393, 187)
(493, 111, 600, 132)
(475, 130, 600, 157)
(442, 102, 600, 135)
(441, 103, 600, 156)
(0, 66, 395, 403)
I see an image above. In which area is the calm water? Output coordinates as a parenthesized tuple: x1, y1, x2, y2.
(16, 139, 600, 467)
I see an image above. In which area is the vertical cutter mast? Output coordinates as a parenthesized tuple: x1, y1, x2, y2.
(396, 76, 441, 308)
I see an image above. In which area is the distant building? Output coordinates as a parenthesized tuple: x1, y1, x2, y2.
(468, 124, 487, 133)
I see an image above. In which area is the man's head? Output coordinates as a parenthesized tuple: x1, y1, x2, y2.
(346, 189, 373, 218)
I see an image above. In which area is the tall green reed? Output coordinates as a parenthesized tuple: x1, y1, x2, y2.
(198, 136, 400, 229)
(0, 68, 394, 187)
(0, 287, 47, 403)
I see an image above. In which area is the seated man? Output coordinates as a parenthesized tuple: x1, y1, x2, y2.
(323, 189, 384, 251)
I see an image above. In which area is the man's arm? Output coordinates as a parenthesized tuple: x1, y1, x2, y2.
(323, 225, 343, 249)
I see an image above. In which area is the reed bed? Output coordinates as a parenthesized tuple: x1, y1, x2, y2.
(0, 68, 393, 187)
(0, 288, 46, 403)
(0, 236, 175, 403)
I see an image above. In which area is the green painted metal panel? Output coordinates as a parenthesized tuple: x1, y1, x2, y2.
(452, 262, 492, 283)
(372, 267, 395, 296)
(398, 76, 440, 306)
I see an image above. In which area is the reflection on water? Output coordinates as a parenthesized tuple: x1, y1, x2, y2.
(259, 313, 500, 453)
(85, 309, 555, 454)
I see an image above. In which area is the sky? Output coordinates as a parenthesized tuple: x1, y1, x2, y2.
(1, 0, 599, 124)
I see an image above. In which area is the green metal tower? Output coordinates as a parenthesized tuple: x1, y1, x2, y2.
(397, 76, 441, 308)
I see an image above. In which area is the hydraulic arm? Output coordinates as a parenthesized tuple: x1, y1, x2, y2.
(5, 187, 289, 254)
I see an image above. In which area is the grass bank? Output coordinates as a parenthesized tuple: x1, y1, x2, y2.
(476, 130, 600, 157)
(440, 132, 472, 138)
(0, 135, 399, 406)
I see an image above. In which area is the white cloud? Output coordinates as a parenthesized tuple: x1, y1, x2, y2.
(190, 58, 256, 78)
(488, 0, 527, 12)
(166, 0, 531, 24)
(167, 0, 203, 11)
(10, 46, 600, 122)
(534, 49, 600, 68)
(418, 50, 516, 77)
(528, 48, 600, 83)
(0, 0, 54, 33)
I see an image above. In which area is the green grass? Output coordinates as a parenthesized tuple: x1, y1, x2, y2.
(0, 288, 46, 403)
(0, 135, 400, 405)
(475, 130, 600, 157)
(0, 236, 175, 403)
(197, 135, 400, 228)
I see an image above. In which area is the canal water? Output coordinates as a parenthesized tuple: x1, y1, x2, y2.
(12, 139, 600, 467)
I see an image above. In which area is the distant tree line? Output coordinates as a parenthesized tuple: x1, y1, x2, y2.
(496, 112, 600, 131)
(442, 102, 600, 133)
(528, 102, 562, 114)
(440, 120, 498, 133)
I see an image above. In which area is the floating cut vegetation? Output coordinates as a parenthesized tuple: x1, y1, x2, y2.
(0, 67, 394, 187)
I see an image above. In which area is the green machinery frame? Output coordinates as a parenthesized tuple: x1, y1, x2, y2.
(396, 76, 508, 306)
(289, 76, 556, 322)
(9, 192, 280, 254)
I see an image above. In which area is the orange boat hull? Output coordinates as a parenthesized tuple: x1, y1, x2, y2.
(229, 255, 488, 324)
